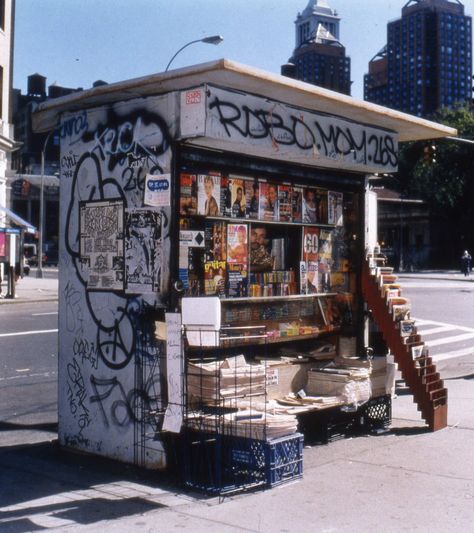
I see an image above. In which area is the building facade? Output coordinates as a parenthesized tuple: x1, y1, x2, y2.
(10, 74, 84, 253)
(0, 0, 17, 223)
(364, 0, 472, 117)
(281, 0, 351, 95)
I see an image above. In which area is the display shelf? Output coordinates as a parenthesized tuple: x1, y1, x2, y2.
(204, 215, 337, 229)
(220, 293, 338, 304)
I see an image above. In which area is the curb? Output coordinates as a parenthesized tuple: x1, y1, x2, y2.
(0, 297, 58, 305)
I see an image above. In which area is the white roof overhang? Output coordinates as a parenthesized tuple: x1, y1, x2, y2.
(32, 58, 457, 143)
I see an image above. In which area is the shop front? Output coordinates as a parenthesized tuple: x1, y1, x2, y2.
(33, 60, 455, 490)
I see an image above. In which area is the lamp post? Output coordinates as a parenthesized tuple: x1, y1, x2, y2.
(37, 129, 56, 279)
(165, 35, 224, 72)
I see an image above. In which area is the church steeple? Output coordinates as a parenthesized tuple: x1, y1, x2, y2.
(295, 0, 340, 47)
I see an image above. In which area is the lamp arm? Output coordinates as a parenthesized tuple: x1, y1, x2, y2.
(165, 39, 202, 72)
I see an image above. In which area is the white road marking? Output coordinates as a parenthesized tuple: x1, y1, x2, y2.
(31, 312, 58, 316)
(410, 318, 474, 362)
(0, 328, 58, 338)
(416, 325, 455, 336)
(432, 347, 474, 362)
(426, 332, 474, 347)
(413, 318, 474, 334)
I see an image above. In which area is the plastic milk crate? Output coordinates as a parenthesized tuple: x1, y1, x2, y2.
(183, 431, 304, 494)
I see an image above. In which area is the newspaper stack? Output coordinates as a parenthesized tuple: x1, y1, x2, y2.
(187, 354, 266, 404)
(306, 364, 371, 405)
(336, 356, 395, 397)
(186, 410, 298, 440)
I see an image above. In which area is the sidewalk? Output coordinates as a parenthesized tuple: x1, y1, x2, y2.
(0, 269, 58, 304)
(0, 379, 473, 532)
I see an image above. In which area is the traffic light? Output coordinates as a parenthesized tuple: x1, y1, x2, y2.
(423, 143, 437, 165)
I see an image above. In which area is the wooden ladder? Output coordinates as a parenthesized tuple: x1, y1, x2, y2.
(361, 256, 448, 431)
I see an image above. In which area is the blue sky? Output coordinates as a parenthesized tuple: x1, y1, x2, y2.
(13, 0, 474, 100)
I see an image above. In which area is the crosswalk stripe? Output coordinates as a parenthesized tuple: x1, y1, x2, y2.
(417, 325, 455, 336)
(426, 332, 474, 348)
(432, 346, 474, 362)
(412, 318, 474, 334)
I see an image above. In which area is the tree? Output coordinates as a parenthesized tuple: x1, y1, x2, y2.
(397, 104, 474, 265)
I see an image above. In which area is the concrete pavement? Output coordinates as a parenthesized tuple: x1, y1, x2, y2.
(1, 378, 473, 532)
(0, 268, 58, 304)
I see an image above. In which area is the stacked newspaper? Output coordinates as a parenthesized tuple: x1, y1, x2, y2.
(306, 363, 371, 405)
(187, 354, 266, 404)
(186, 410, 298, 440)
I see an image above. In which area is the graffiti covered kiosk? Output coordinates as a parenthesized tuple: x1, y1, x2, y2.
(32, 59, 455, 476)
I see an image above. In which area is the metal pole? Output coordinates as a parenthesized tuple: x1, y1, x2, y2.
(37, 150, 45, 278)
(165, 35, 223, 72)
(37, 130, 55, 279)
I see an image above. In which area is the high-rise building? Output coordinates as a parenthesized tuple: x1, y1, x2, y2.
(364, 0, 472, 117)
(281, 0, 351, 95)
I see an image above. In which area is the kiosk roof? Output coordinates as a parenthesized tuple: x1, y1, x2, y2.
(33, 58, 456, 142)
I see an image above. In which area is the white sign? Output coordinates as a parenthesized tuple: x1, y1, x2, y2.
(180, 85, 399, 174)
(162, 313, 184, 433)
(179, 230, 205, 248)
(180, 88, 207, 138)
(144, 173, 171, 207)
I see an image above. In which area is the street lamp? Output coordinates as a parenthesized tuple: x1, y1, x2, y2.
(165, 35, 224, 72)
(37, 129, 56, 279)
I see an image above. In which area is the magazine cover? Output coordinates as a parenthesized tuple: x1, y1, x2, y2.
(292, 186, 303, 223)
(205, 220, 227, 262)
(228, 263, 248, 297)
(220, 175, 232, 217)
(228, 176, 247, 218)
(318, 229, 333, 292)
(204, 260, 226, 296)
(328, 191, 343, 226)
(259, 182, 279, 221)
(197, 174, 221, 216)
(302, 187, 328, 223)
(179, 173, 197, 216)
(246, 178, 260, 219)
(278, 184, 292, 222)
(315, 188, 328, 224)
(302, 226, 320, 294)
(227, 224, 248, 265)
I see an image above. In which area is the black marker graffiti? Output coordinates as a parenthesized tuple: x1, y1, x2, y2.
(67, 358, 91, 432)
(209, 96, 398, 168)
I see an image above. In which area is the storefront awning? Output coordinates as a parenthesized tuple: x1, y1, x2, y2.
(0, 205, 37, 234)
(32, 58, 457, 142)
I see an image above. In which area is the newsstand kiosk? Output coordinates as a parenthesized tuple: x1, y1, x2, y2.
(33, 59, 454, 494)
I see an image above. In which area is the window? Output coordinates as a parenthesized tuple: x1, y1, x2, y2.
(0, 0, 4, 31)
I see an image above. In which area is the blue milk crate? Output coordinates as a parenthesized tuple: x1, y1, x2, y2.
(265, 432, 304, 487)
(183, 431, 303, 494)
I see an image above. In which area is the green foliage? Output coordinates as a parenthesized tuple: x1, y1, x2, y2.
(398, 104, 474, 219)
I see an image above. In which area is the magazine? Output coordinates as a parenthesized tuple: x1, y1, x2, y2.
(204, 260, 226, 296)
(229, 176, 247, 218)
(228, 264, 248, 297)
(259, 182, 279, 221)
(278, 184, 292, 222)
(246, 178, 260, 219)
(227, 223, 248, 265)
(197, 174, 221, 216)
(328, 191, 343, 226)
(292, 186, 303, 223)
(220, 175, 232, 217)
(302, 187, 328, 223)
(302, 226, 320, 294)
(179, 173, 197, 216)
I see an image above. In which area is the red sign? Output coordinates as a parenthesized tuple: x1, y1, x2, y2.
(186, 90, 202, 105)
